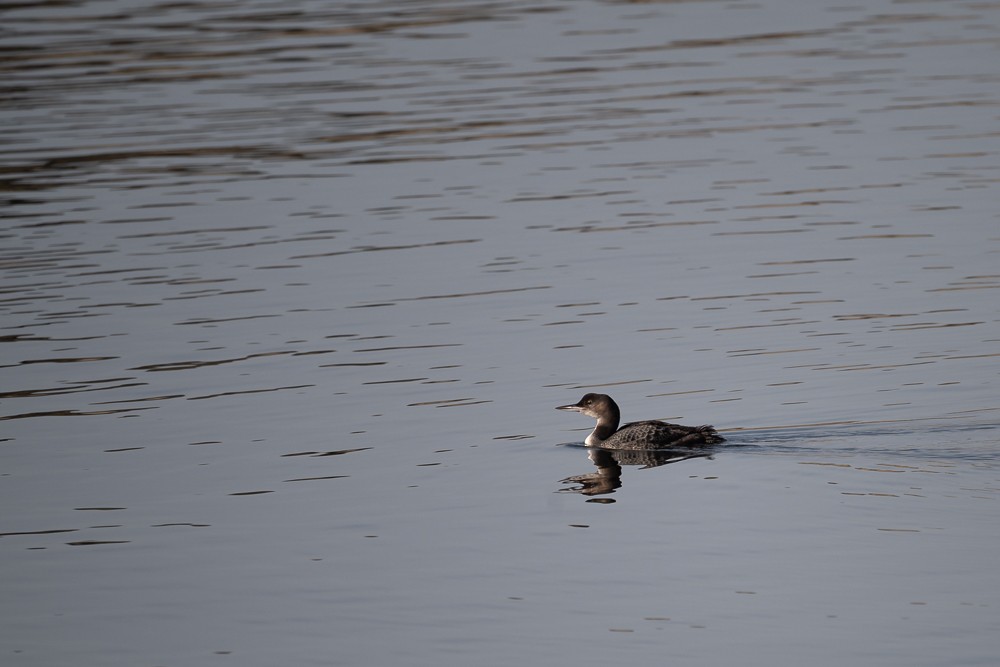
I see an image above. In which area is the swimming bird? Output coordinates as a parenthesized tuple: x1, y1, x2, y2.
(556, 393, 724, 450)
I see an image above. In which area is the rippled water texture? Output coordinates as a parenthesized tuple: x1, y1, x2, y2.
(2, 1, 999, 665)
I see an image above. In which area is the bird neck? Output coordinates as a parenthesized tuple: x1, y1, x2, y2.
(586, 413, 620, 446)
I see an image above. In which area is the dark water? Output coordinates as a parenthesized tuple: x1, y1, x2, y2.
(2, 1, 999, 665)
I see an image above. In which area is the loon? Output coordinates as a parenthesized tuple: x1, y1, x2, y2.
(556, 393, 724, 450)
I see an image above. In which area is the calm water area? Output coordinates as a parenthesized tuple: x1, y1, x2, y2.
(2, 0, 999, 665)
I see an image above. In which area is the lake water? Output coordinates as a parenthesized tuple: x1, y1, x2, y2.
(2, 0, 999, 665)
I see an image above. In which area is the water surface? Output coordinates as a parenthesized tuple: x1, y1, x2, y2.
(2, 0, 999, 665)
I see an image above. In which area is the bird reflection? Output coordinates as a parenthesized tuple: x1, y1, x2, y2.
(558, 447, 712, 499)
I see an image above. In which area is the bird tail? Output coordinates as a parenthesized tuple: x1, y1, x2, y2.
(696, 424, 725, 444)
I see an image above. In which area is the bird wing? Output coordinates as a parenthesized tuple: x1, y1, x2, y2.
(617, 420, 723, 446)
